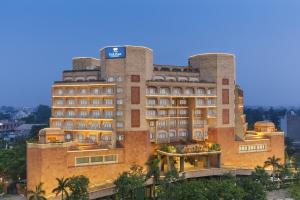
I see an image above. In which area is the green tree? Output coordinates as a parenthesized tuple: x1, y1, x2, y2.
(264, 155, 281, 180)
(289, 182, 300, 200)
(114, 165, 145, 200)
(22, 105, 51, 124)
(238, 177, 266, 200)
(146, 156, 160, 198)
(52, 177, 70, 200)
(27, 182, 47, 200)
(251, 166, 271, 188)
(0, 141, 26, 181)
(67, 175, 89, 200)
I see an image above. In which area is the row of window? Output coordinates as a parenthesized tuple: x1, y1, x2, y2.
(149, 119, 207, 127)
(107, 76, 123, 82)
(239, 144, 267, 153)
(54, 98, 123, 106)
(152, 75, 199, 82)
(53, 110, 124, 118)
(65, 133, 112, 142)
(151, 129, 189, 139)
(147, 109, 188, 117)
(64, 76, 97, 82)
(147, 87, 216, 96)
(52, 121, 115, 129)
(55, 87, 117, 96)
(75, 155, 117, 166)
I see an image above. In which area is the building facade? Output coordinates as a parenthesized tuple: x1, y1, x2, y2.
(27, 45, 284, 198)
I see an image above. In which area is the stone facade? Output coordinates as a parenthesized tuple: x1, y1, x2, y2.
(27, 45, 285, 198)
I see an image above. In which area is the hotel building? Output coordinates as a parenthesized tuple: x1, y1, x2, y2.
(27, 45, 284, 198)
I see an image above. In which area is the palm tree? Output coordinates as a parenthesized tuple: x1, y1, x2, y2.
(27, 182, 47, 200)
(52, 177, 70, 200)
(264, 155, 281, 181)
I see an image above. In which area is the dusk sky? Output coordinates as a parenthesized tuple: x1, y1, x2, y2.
(0, 0, 300, 107)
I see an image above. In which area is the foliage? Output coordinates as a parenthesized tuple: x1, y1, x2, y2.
(289, 182, 300, 200)
(114, 165, 145, 200)
(22, 105, 51, 124)
(285, 137, 296, 159)
(0, 140, 26, 181)
(251, 166, 272, 188)
(67, 175, 89, 200)
(28, 124, 48, 141)
(210, 143, 221, 151)
(27, 182, 47, 200)
(238, 177, 266, 200)
(52, 177, 70, 200)
(264, 155, 281, 176)
(244, 107, 286, 130)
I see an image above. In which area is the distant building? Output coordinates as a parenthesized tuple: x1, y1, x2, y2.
(27, 45, 284, 198)
(282, 111, 300, 146)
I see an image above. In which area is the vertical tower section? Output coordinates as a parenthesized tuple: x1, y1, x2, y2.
(100, 46, 153, 160)
(189, 53, 236, 128)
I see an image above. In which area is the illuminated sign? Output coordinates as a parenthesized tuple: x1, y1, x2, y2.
(105, 47, 126, 59)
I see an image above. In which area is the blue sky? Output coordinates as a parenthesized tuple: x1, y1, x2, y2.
(0, 0, 300, 107)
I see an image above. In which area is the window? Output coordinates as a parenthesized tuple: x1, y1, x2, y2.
(131, 75, 140, 82)
(222, 109, 229, 124)
(54, 121, 62, 128)
(92, 110, 101, 118)
(159, 98, 169, 106)
(169, 131, 176, 138)
(116, 110, 123, 117)
(196, 99, 204, 106)
(159, 110, 167, 116)
(173, 88, 182, 95)
(103, 122, 112, 129)
(178, 130, 187, 137)
(117, 87, 123, 94)
(116, 76, 123, 82)
(91, 123, 99, 129)
(222, 89, 229, 104)
(179, 99, 187, 105)
(104, 110, 113, 118)
(131, 87, 140, 104)
(195, 109, 202, 116)
(68, 89, 75, 95)
(148, 87, 156, 95)
(169, 109, 176, 116)
(107, 77, 114, 82)
(169, 119, 176, 127)
(92, 99, 102, 105)
(149, 121, 155, 127)
(104, 99, 113, 105)
(147, 99, 156, 105)
(239, 144, 267, 153)
(158, 132, 167, 139)
(147, 110, 156, 116)
(56, 110, 63, 117)
(222, 78, 229, 85)
(76, 157, 89, 165)
(116, 99, 123, 105)
(106, 88, 114, 94)
(67, 110, 75, 117)
(57, 89, 64, 95)
(91, 156, 103, 163)
(150, 133, 155, 139)
(65, 121, 73, 129)
(117, 134, 124, 141)
(179, 120, 188, 126)
(116, 122, 124, 128)
(131, 109, 140, 128)
(208, 109, 216, 117)
(207, 99, 216, 105)
(78, 122, 86, 129)
(207, 88, 216, 95)
(79, 99, 88, 105)
(185, 88, 193, 95)
(80, 89, 87, 95)
(158, 120, 167, 128)
(179, 109, 187, 115)
(196, 88, 205, 95)
(104, 155, 117, 162)
(79, 111, 88, 118)
(195, 131, 203, 140)
(91, 88, 100, 95)
(101, 135, 111, 141)
(160, 88, 169, 95)
(56, 99, 64, 105)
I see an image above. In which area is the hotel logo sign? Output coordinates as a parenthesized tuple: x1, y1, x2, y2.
(105, 47, 126, 59)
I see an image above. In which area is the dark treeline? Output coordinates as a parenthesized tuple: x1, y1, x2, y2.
(244, 107, 287, 130)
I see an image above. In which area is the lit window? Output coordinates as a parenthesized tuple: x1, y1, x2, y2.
(92, 110, 101, 118)
(79, 99, 88, 105)
(116, 76, 123, 82)
(148, 87, 156, 94)
(54, 121, 62, 128)
(67, 110, 75, 117)
(116, 99, 123, 105)
(56, 110, 63, 117)
(116, 110, 123, 117)
(107, 77, 114, 82)
(104, 110, 113, 118)
(116, 122, 124, 128)
(92, 99, 102, 105)
(79, 111, 88, 118)
(103, 122, 112, 129)
(179, 109, 187, 115)
(179, 99, 187, 105)
(104, 99, 113, 105)
(117, 87, 123, 94)
(117, 134, 124, 141)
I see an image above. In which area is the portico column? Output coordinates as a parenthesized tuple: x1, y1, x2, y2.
(206, 156, 210, 168)
(180, 156, 184, 172)
(167, 156, 171, 171)
(217, 154, 221, 168)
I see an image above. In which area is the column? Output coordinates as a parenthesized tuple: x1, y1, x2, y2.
(167, 156, 171, 171)
(157, 154, 162, 173)
(180, 156, 184, 172)
(206, 156, 210, 168)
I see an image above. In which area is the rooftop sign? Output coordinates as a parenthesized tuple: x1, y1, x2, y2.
(105, 47, 126, 59)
